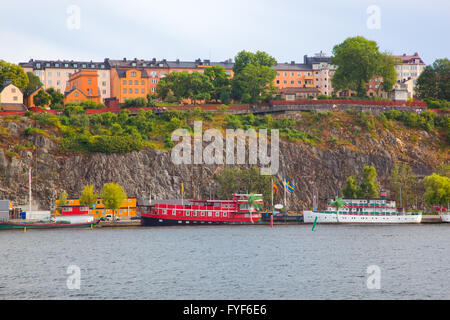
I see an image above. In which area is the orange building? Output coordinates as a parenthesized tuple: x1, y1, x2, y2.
(274, 62, 314, 89)
(111, 67, 150, 103)
(24, 87, 51, 109)
(64, 69, 101, 105)
(56, 197, 137, 220)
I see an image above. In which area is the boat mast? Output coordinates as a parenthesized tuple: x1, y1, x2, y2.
(29, 168, 32, 213)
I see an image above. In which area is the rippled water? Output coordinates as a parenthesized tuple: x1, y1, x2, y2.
(0, 224, 449, 300)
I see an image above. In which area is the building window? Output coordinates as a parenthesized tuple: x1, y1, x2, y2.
(123, 80, 126, 85)
(88, 78, 92, 84)
(135, 80, 138, 85)
(131, 72, 137, 77)
(102, 81, 106, 86)
(48, 72, 52, 77)
(129, 89, 132, 93)
(141, 89, 145, 93)
(13, 96, 18, 101)
(135, 89, 138, 93)
(103, 90, 106, 94)
(129, 80, 132, 85)
(123, 89, 126, 93)
(141, 80, 145, 85)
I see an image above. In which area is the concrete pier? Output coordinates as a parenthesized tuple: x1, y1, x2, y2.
(421, 215, 442, 224)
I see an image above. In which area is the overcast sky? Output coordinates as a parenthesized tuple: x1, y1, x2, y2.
(1, 0, 449, 65)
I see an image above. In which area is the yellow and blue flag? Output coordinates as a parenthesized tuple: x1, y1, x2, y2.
(284, 179, 294, 193)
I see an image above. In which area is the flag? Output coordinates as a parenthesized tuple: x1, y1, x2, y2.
(273, 181, 278, 194)
(284, 179, 294, 193)
(181, 183, 184, 194)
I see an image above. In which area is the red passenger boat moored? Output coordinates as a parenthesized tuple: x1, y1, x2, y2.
(139, 194, 263, 226)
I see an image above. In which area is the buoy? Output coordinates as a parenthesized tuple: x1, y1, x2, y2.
(270, 215, 273, 229)
(24, 227, 26, 232)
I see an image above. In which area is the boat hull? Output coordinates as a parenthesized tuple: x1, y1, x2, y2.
(303, 211, 422, 224)
(0, 220, 100, 230)
(141, 214, 260, 227)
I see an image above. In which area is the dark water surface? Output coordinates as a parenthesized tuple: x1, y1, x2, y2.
(0, 224, 449, 300)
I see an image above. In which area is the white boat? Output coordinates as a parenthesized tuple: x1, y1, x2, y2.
(303, 197, 422, 224)
(440, 214, 450, 223)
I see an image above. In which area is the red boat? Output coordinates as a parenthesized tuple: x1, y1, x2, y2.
(139, 194, 263, 226)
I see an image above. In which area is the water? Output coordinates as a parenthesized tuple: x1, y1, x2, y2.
(0, 224, 449, 300)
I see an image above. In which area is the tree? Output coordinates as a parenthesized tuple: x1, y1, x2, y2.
(358, 165, 379, 198)
(187, 72, 213, 104)
(46, 88, 65, 108)
(416, 58, 450, 100)
(216, 167, 271, 207)
(330, 36, 396, 96)
(423, 174, 450, 209)
(79, 185, 98, 209)
(233, 50, 277, 75)
(204, 65, 231, 103)
(231, 50, 277, 103)
(232, 64, 277, 104)
(101, 183, 127, 222)
(330, 197, 346, 223)
(24, 72, 43, 96)
(56, 191, 68, 214)
(33, 90, 50, 108)
(389, 163, 418, 209)
(342, 176, 359, 198)
(0, 60, 29, 91)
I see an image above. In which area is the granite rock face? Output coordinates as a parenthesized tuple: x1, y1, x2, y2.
(0, 125, 441, 211)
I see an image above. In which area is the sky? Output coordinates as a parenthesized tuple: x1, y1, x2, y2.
(1, 0, 449, 65)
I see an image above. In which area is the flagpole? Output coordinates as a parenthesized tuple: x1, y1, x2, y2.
(284, 178, 287, 210)
(271, 177, 274, 212)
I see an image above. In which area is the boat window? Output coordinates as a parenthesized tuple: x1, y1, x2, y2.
(201, 212, 205, 217)
(163, 210, 167, 215)
(186, 211, 190, 216)
(223, 213, 227, 217)
(215, 212, 220, 217)
(208, 212, 212, 217)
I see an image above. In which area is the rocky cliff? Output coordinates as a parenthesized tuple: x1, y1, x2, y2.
(0, 113, 447, 211)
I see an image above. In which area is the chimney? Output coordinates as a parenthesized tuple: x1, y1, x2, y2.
(123, 58, 126, 61)
(291, 61, 295, 65)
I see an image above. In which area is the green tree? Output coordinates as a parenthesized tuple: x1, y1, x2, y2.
(342, 176, 359, 198)
(188, 72, 213, 104)
(79, 185, 98, 208)
(330, 197, 346, 222)
(46, 88, 65, 108)
(330, 36, 396, 96)
(232, 64, 277, 103)
(24, 72, 43, 95)
(56, 191, 68, 214)
(389, 163, 418, 209)
(204, 65, 231, 103)
(423, 174, 450, 209)
(101, 183, 127, 222)
(0, 60, 29, 91)
(33, 90, 51, 108)
(216, 167, 270, 207)
(416, 58, 450, 100)
(358, 165, 380, 198)
(231, 50, 277, 103)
